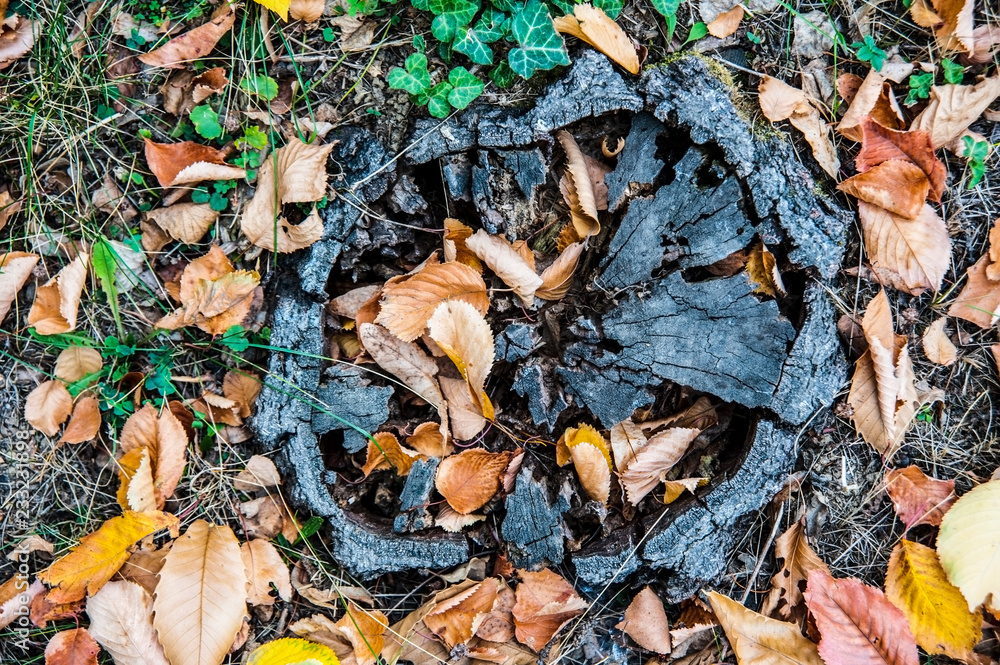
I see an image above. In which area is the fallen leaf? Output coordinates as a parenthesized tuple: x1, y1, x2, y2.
(465, 230, 543, 307)
(407, 421, 455, 457)
(856, 118, 946, 202)
(28, 253, 89, 335)
(240, 494, 297, 542)
(922, 318, 957, 365)
(8, 535, 54, 560)
(706, 5, 744, 38)
(240, 137, 334, 252)
(913, 0, 974, 51)
(0, 576, 44, 631)
(0, 251, 39, 324)
(145, 202, 219, 245)
(443, 218, 483, 272)
(616, 587, 671, 654)
(153, 520, 247, 665)
(885, 466, 957, 530)
(233, 455, 282, 492)
(440, 375, 487, 441)
(25, 380, 73, 437)
(620, 428, 701, 505)
(254, 0, 291, 21)
(746, 242, 786, 297)
(223, 370, 262, 418)
(116, 542, 168, 596)
(857, 202, 950, 295)
(144, 138, 247, 189)
(120, 403, 188, 508)
(661, 477, 708, 503)
(361, 432, 422, 477)
(31, 592, 85, 628)
(536, 242, 584, 301)
(248, 638, 339, 665)
(885, 539, 979, 660)
(138, 2, 236, 68)
(289, 0, 326, 22)
(161, 67, 229, 116)
(838, 69, 905, 141)
(804, 569, 918, 665)
(54, 346, 103, 383)
(45, 627, 100, 665)
(86, 580, 170, 665)
(609, 418, 646, 473)
(707, 591, 823, 665)
(910, 75, 1000, 149)
(289, 605, 387, 665)
(759, 519, 830, 621)
(327, 13, 376, 52)
(436, 504, 486, 532)
(948, 254, 1000, 328)
(758, 76, 840, 178)
(125, 448, 158, 513)
(425, 577, 500, 647)
(0, 16, 39, 69)
(837, 160, 929, 220)
(436, 449, 511, 514)
(329, 284, 382, 319)
(556, 131, 602, 238)
(553, 4, 640, 74)
(569, 441, 611, 504)
(376, 261, 489, 342)
(39, 511, 178, 604)
(241, 539, 292, 606)
(937, 479, 1000, 612)
(428, 300, 496, 420)
(512, 569, 587, 652)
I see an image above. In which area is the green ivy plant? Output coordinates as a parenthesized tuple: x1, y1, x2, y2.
(961, 135, 990, 190)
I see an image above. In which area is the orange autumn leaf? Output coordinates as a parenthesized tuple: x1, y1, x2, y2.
(44, 627, 100, 665)
(223, 370, 262, 419)
(856, 118, 946, 202)
(706, 4, 744, 38)
(39, 511, 179, 604)
(361, 432, 422, 477)
(922, 317, 957, 366)
(909, 0, 974, 53)
(0, 251, 39, 324)
(536, 242, 584, 301)
(241, 539, 292, 606)
(948, 254, 1000, 328)
(59, 395, 102, 445)
(435, 449, 511, 514)
(884, 465, 956, 530)
(376, 261, 489, 342)
(857, 202, 950, 296)
(424, 577, 500, 647)
(707, 591, 823, 665)
(838, 69, 906, 141)
(406, 421, 454, 457)
(759, 519, 830, 621)
(427, 300, 496, 420)
(28, 254, 89, 336)
(512, 569, 587, 652)
(120, 403, 189, 508)
(553, 4, 641, 74)
(144, 138, 246, 188)
(616, 587, 671, 654)
(138, 2, 236, 68)
(837, 160, 929, 220)
(25, 380, 73, 437)
(443, 218, 483, 273)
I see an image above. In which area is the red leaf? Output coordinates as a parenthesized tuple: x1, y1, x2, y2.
(884, 466, 956, 529)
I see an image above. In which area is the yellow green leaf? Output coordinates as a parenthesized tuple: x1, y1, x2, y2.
(248, 637, 340, 665)
(885, 540, 980, 660)
(937, 480, 1000, 612)
(253, 0, 290, 21)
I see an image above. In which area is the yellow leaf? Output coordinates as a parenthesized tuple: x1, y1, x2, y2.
(248, 637, 340, 665)
(885, 540, 979, 659)
(252, 0, 291, 21)
(937, 480, 1000, 612)
(746, 242, 786, 297)
(707, 591, 824, 665)
(39, 511, 178, 604)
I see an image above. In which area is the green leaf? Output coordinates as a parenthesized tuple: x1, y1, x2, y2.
(852, 34, 886, 71)
(491, 0, 520, 13)
(941, 58, 964, 85)
(593, 0, 623, 18)
(387, 52, 433, 95)
(508, 0, 569, 79)
(549, 0, 575, 15)
(240, 74, 279, 101)
(239, 126, 269, 150)
(683, 21, 708, 44)
(191, 188, 211, 204)
(905, 71, 933, 106)
(218, 325, 250, 351)
(91, 239, 123, 337)
(962, 135, 990, 163)
(429, 0, 479, 42)
(412, 0, 430, 11)
(190, 105, 222, 140)
(490, 60, 517, 88)
(453, 27, 494, 64)
(413, 34, 427, 51)
(297, 516, 325, 541)
(650, 0, 680, 43)
(427, 82, 454, 117)
(746, 31, 762, 44)
(474, 9, 508, 41)
(447, 66, 485, 109)
(323, 26, 335, 42)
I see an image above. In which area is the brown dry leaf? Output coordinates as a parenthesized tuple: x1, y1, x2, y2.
(988, 217, 1000, 280)
(441, 375, 488, 441)
(838, 69, 905, 141)
(153, 520, 247, 665)
(39, 511, 178, 604)
(120, 403, 188, 508)
(620, 428, 701, 505)
(569, 442, 611, 505)
(922, 318, 957, 366)
(31, 592, 85, 628)
(240, 137, 334, 252)
(436, 449, 511, 514)
(45, 627, 100, 665)
(706, 4, 744, 38)
(138, 2, 235, 68)
(443, 218, 483, 272)
(662, 477, 708, 504)
(758, 76, 840, 178)
(910, 75, 1000, 149)
(115, 447, 146, 511)
(86, 580, 170, 665)
(949, 254, 1000, 328)
(552, 4, 640, 74)
(465, 230, 543, 307)
(144, 139, 246, 189)
(848, 290, 919, 458)
(556, 131, 602, 238)
(54, 346, 103, 383)
(361, 432, 422, 477)
(837, 160, 929, 220)
(25, 380, 73, 437)
(0, 16, 39, 70)
(28, 254, 89, 335)
(858, 202, 950, 296)
(9, 535, 54, 560)
(707, 591, 824, 665)
(425, 577, 500, 647)
(233, 455, 282, 492)
(512, 569, 588, 652)
(327, 14, 376, 52)
(856, 118, 946, 202)
(0, 575, 44, 631)
(116, 542, 168, 596)
(407, 421, 455, 457)
(536, 242, 584, 301)
(884, 465, 956, 529)
(289, 0, 326, 21)
(759, 520, 830, 621)
(746, 242, 786, 297)
(475, 583, 516, 643)
(609, 418, 647, 473)
(616, 586, 671, 654)
(0, 190, 21, 232)
(332, 604, 389, 665)
(428, 300, 496, 421)
(145, 202, 219, 245)
(124, 448, 158, 513)
(0, 251, 39, 324)
(223, 370, 262, 418)
(912, 0, 974, 52)
(376, 261, 489, 342)
(241, 539, 292, 606)
(436, 504, 486, 532)
(161, 67, 228, 116)
(329, 284, 382, 319)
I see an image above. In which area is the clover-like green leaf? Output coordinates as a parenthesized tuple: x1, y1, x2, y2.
(190, 105, 223, 140)
(447, 66, 485, 109)
(427, 82, 455, 118)
(941, 58, 964, 85)
(240, 74, 279, 101)
(905, 71, 933, 106)
(650, 0, 680, 42)
(474, 9, 508, 42)
(508, 0, 569, 79)
(387, 52, 433, 95)
(453, 27, 494, 64)
(429, 0, 479, 42)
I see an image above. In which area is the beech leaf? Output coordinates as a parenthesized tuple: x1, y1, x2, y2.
(247, 638, 339, 665)
(758, 76, 840, 179)
(936, 479, 1000, 612)
(921, 318, 957, 366)
(435, 448, 511, 514)
(837, 160, 929, 220)
(44, 628, 100, 665)
(427, 300, 496, 420)
(0, 251, 39, 324)
(145, 202, 219, 245)
(616, 586, 671, 654)
(707, 591, 823, 665)
(948, 254, 1000, 328)
(120, 403, 188, 508)
(138, 2, 236, 68)
(376, 261, 489, 342)
(884, 465, 956, 530)
(856, 118, 946, 202)
(536, 242, 584, 301)
(28, 253, 89, 335)
(86, 580, 170, 665)
(25, 380, 73, 437)
(759, 519, 830, 621)
(465, 230, 543, 306)
(59, 396, 102, 445)
(512, 569, 587, 652)
(241, 539, 292, 606)
(910, 75, 1000, 149)
(857, 202, 950, 295)
(556, 131, 602, 239)
(144, 138, 246, 188)
(54, 346, 103, 383)
(620, 427, 700, 505)
(552, 4, 640, 74)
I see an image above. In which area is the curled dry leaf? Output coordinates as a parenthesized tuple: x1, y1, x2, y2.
(436, 449, 512, 514)
(949, 254, 1000, 328)
(662, 477, 707, 504)
(609, 418, 646, 473)
(233, 454, 282, 492)
(746, 242, 786, 297)
(552, 4, 641, 74)
(223, 370, 262, 418)
(138, 2, 236, 68)
(144, 138, 246, 188)
(856, 118, 946, 203)
(569, 442, 611, 504)
(145, 202, 219, 245)
(240, 137, 334, 252)
(441, 375, 487, 441)
(0, 16, 39, 70)
(0, 251, 39, 324)
(86, 580, 170, 665)
(837, 160, 929, 220)
(120, 403, 188, 508)
(512, 569, 587, 652)
(936, 479, 1000, 612)
(885, 465, 956, 530)
(407, 421, 455, 457)
(858, 202, 950, 295)
(536, 242, 584, 301)
(556, 131, 602, 239)
(54, 346, 103, 383)
(616, 587, 671, 654)
(161, 67, 228, 116)
(759, 519, 830, 621)
(241, 539, 292, 606)
(838, 69, 905, 141)
(152, 520, 248, 665)
(25, 380, 73, 438)
(44, 627, 100, 665)
(620, 428, 700, 505)
(910, 75, 1000, 149)
(376, 261, 489, 342)
(465, 230, 543, 307)
(707, 591, 824, 665)
(428, 300, 496, 420)
(909, 0, 974, 52)
(329, 284, 381, 319)
(436, 504, 485, 532)
(443, 218, 483, 272)
(424, 577, 500, 647)
(804, 570, 919, 665)
(922, 318, 957, 366)
(362, 432, 422, 477)
(0, 575, 44, 630)
(39, 511, 178, 604)
(706, 5, 744, 38)
(758, 76, 840, 179)
(292, 604, 387, 665)
(28, 253, 89, 335)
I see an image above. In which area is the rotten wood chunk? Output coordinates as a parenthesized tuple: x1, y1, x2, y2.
(605, 112, 667, 213)
(394, 457, 439, 533)
(502, 462, 572, 568)
(312, 365, 392, 454)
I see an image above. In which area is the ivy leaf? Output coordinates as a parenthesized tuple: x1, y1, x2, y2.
(190, 105, 223, 140)
(453, 28, 494, 64)
(905, 71, 933, 106)
(650, 0, 680, 43)
(508, 0, 570, 79)
(427, 82, 455, 118)
(491, 61, 517, 88)
(387, 53, 433, 95)
(429, 0, 479, 42)
(240, 74, 279, 101)
(474, 9, 509, 41)
(593, 0, 623, 18)
(852, 34, 886, 71)
(491, 0, 520, 13)
(941, 58, 964, 85)
(447, 66, 485, 109)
